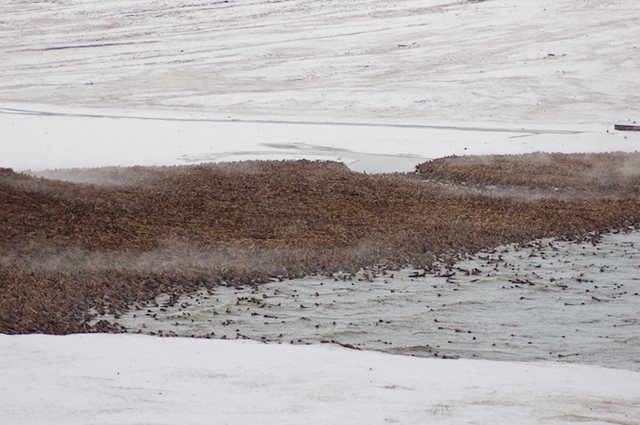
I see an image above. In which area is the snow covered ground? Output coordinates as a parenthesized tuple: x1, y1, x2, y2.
(1, 334, 639, 425)
(1, 0, 639, 125)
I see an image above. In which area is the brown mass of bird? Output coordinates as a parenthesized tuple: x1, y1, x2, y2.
(416, 152, 640, 197)
(1, 153, 640, 334)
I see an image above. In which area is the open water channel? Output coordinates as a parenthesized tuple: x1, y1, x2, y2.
(102, 231, 640, 371)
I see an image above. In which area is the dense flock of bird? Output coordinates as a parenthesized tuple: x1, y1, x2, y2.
(1, 153, 640, 334)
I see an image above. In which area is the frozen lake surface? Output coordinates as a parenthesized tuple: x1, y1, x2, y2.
(3, 105, 639, 173)
(105, 231, 640, 371)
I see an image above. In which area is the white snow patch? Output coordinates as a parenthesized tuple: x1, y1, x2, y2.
(1, 334, 639, 425)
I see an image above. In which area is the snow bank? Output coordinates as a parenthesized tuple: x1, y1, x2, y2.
(1, 334, 638, 425)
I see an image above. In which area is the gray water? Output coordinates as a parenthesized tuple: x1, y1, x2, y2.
(104, 231, 640, 371)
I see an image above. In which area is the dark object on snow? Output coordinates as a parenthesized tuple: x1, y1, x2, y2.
(614, 124, 640, 132)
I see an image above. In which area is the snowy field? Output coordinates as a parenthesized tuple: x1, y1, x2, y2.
(1, 0, 639, 125)
(1, 334, 639, 425)
(2, 0, 640, 423)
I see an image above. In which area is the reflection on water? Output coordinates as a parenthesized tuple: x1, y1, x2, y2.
(106, 231, 640, 371)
